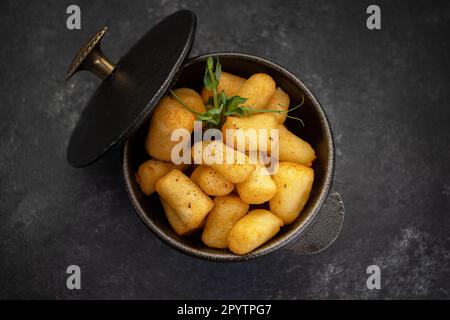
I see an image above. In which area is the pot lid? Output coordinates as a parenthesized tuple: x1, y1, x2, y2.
(65, 10, 196, 167)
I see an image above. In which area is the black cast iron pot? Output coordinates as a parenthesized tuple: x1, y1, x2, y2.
(123, 53, 341, 261)
(66, 11, 344, 262)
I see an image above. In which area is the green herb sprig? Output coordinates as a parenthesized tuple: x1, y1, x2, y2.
(170, 57, 304, 128)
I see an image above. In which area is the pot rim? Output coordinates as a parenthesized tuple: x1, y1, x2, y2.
(122, 52, 335, 262)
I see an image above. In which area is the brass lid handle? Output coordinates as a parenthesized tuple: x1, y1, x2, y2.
(65, 26, 116, 81)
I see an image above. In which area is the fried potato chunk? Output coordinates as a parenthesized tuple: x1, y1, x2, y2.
(269, 162, 314, 224)
(228, 209, 283, 255)
(155, 169, 214, 229)
(201, 195, 249, 249)
(221, 113, 279, 153)
(161, 199, 199, 236)
(190, 166, 234, 196)
(236, 165, 277, 204)
(236, 73, 276, 110)
(278, 125, 316, 167)
(145, 88, 205, 161)
(191, 141, 255, 184)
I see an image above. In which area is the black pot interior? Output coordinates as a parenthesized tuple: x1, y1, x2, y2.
(123, 53, 334, 261)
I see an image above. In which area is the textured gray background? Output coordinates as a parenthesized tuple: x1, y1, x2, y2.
(1, 0, 450, 299)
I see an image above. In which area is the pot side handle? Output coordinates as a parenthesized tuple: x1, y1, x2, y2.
(284, 191, 345, 254)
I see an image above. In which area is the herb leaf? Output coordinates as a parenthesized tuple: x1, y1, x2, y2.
(172, 56, 304, 128)
(203, 70, 213, 91)
(215, 60, 222, 83)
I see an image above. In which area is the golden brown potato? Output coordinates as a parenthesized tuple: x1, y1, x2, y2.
(155, 169, 214, 229)
(201, 195, 249, 248)
(191, 141, 255, 184)
(266, 87, 290, 123)
(227, 209, 283, 255)
(145, 88, 205, 161)
(236, 165, 277, 204)
(269, 162, 314, 224)
(135, 159, 189, 195)
(221, 113, 279, 153)
(236, 73, 276, 110)
(201, 72, 246, 103)
(190, 166, 234, 196)
(278, 125, 316, 167)
(160, 199, 196, 236)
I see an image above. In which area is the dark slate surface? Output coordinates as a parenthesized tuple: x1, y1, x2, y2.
(1, 0, 449, 299)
